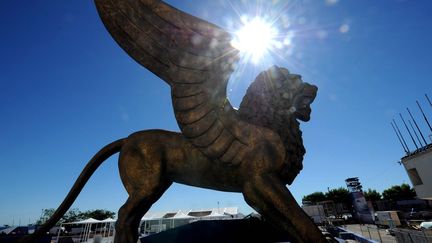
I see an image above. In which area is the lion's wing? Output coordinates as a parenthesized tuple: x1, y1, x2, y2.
(95, 0, 263, 164)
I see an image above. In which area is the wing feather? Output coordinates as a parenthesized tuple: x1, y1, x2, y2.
(95, 0, 262, 164)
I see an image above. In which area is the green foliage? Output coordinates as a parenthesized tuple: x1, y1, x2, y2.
(363, 189, 381, 201)
(302, 191, 326, 204)
(62, 208, 82, 223)
(302, 188, 350, 205)
(36, 208, 116, 225)
(382, 183, 416, 201)
(80, 209, 116, 220)
(36, 208, 56, 225)
(302, 183, 417, 206)
(326, 187, 350, 204)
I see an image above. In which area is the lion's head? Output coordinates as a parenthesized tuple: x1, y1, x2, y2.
(238, 66, 317, 184)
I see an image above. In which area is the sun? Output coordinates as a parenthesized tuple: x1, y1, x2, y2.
(231, 17, 278, 64)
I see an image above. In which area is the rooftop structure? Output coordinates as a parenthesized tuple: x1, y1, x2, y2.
(401, 145, 432, 200)
(392, 94, 432, 200)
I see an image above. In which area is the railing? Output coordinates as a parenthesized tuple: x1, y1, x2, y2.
(359, 225, 384, 242)
(338, 224, 394, 243)
(392, 228, 432, 243)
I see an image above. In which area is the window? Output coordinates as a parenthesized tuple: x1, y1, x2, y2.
(407, 168, 423, 186)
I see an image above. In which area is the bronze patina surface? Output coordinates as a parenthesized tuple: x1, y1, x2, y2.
(20, 1, 326, 242)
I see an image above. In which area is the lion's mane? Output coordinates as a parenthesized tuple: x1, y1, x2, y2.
(238, 66, 307, 184)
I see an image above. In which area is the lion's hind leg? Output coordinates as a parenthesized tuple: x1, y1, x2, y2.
(114, 189, 168, 243)
(242, 175, 327, 243)
(114, 139, 172, 243)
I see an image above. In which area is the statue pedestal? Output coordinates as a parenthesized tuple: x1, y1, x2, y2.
(140, 217, 292, 243)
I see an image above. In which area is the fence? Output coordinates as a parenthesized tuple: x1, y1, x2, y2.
(359, 225, 383, 242)
(392, 228, 432, 243)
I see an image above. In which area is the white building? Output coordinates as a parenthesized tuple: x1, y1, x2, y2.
(402, 144, 432, 200)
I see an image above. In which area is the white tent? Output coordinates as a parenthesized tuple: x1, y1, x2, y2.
(98, 218, 116, 238)
(201, 210, 229, 220)
(173, 212, 194, 219)
(57, 218, 102, 243)
(72, 218, 101, 224)
(100, 218, 115, 223)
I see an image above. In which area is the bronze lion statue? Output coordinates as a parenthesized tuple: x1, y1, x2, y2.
(20, 1, 327, 242)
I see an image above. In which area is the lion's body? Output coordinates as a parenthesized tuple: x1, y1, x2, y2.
(19, 72, 328, 242)
(20, 74, 328, 243)
(120, 129, 285, 195)
(115, 128, 318, 242)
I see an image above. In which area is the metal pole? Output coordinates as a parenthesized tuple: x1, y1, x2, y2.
(400, 113, 419, 149)
(86, 223, 90, 242)
(391, 122, 408, 153)
(393, 119, 410, 152)
(407, 107, 427, 145)
(417, 100, 432, 132)
(377, 226, 383, 243)
(422, 230, 428, 243)
(144, 221, 147, 235)
(409, 119, 423, 147)
(112, 222, 116, 240)
(426, 94, 432, 108)
(55, 223, 62, 243)
(78, 223, 84, 242)
(102, 222, 106, 238)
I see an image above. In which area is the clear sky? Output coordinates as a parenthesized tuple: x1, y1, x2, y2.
(1, 0, 432, 226)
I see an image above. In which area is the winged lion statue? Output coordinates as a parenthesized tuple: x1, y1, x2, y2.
(20, 0, 327, 242)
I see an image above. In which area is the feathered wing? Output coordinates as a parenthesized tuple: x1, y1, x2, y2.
(95, 0, 260, 164)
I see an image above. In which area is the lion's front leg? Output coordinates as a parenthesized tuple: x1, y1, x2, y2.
(242, 175, 327, 243)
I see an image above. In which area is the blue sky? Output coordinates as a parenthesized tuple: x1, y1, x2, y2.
(1, 0, 432, 226)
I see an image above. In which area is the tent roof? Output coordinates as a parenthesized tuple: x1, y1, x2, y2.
(64, 218, 101, 224)
(140, 207, 240, 220)
(142, 212, 169, 220)
(205, 211, 225, 217)
(0, 227, 17, 234)
(173, 212, 195, 219)
(100, 218, 116, 223)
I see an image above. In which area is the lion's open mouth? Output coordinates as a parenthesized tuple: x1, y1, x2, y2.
(295, 106, 312, 121)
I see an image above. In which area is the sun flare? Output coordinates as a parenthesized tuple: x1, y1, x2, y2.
(231, 17, 278, 64)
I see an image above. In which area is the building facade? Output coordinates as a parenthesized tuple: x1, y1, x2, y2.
(402, 144, 432, 200)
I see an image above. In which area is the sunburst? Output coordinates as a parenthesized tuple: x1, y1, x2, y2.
(231, 16, 280, 64)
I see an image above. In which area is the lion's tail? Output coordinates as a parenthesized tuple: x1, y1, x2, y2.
(18, 138, 126, 243)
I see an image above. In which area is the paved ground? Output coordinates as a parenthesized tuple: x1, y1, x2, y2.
(342, 224, 396, 243)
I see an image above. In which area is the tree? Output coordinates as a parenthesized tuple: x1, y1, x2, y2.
(302, 188, 351, 205)
(81, 209, 116, 220)
(382, 183, 416, 201)
(36, 208, 56, 225)
(62, 208, 83, 223)
(36, 208, 115, 225)
(325, 188, 350, 205)
(302, 192, 326, 204)
(364, 189, 381, 201)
